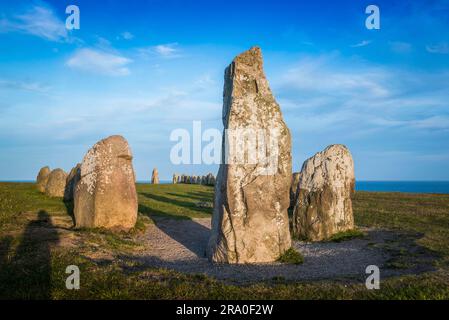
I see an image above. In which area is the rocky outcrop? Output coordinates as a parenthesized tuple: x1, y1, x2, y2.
(64, 164, 81, 201)
(207, 47, 292, 264)
(74, 135, 137, 231)
(36, 166, 51, 193)
(45, 169, 67, 197)
(151, 168, 159, 184)
(293, 144, 355, 241)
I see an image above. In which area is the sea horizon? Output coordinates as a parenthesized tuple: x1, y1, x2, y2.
(2, 180, 449, 195)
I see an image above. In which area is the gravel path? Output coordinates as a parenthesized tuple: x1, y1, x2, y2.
(125, 218, 437, 284)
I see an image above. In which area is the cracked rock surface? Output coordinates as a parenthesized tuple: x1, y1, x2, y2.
(207, 47, 292, 263)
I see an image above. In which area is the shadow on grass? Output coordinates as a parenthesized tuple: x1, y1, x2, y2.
(165, 190, 213, 202)
(140, 192, 212, 215)
(0, 210, 59, 299)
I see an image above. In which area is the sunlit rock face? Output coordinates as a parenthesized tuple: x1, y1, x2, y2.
(45, 169, 67, 197)
(36, 166, 51, 193)
(207, 47, 292, 264)
(293, 144, 355, 241)
(74, 135, 137, 231)
(151, 168, 159, 184)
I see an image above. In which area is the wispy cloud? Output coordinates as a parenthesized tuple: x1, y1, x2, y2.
(66, 48, 132, 76)
(426, 42, 449, 54)
(154, 43, 179, 57)
(137, 43, 181, 59)
(118, 31, 134, 40)
(0, 79, 51, 94)
(350, 40, 371, 48)
(275, 54, 449, 134)
(0, 4, 67, 42)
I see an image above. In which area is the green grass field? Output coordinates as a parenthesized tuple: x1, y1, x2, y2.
(1, 182, 449, 299)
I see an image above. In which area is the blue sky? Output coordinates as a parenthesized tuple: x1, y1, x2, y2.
(0, 0, 448, 181)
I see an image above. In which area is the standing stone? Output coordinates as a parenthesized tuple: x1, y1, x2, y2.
(151, 168, 159, 184)
(290, 172, 300, 208)
(293, 144, 355, 241)
(207, 47, 292, 264)
(74, 135, 137, 231)
(172, 174, 178, 184)
(36, 166, 51, 193)
(205, 173, 215, 186)
(45, 169, 67, 197)
(64, 164, 81, 201)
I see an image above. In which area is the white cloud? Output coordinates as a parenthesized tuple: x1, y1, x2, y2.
(154, 43, 178, 56)
(118, 31, 134, 40)
(137, 43, 181, 59)
(0, 5, 67, 42)
(426, 42, 449, 54)
(66, 48, 132, 76)
(350, 40, 371, 48)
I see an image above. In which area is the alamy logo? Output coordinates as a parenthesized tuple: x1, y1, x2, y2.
(170, 121, 280, 175)
(365, 5, 380, 30)
(365, 265, 380, 290)
(65, 265, 80, 290)
(66, 5, 80, 30)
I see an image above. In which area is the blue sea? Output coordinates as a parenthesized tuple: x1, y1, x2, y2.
(355, 181, 449, 194)
(2, 180, 449, 194)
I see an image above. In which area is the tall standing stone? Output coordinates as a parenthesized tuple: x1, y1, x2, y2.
(207, 47, 292, 264)
(151, 168, 159, 184)
(64, 164, 81, 201)
(36, 166, 51, 193)
(293, 144, 355, 241)
(74, 135, 137, 231)
(45, 169, 67, 197)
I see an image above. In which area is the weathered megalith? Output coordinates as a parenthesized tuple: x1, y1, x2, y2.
(293, 144, 355, 241)
(207, 47, 292, 264)
(36, 166, 51, 193)
(74, 135, 137, 231)
(45, 169, 67, 197)
(290, 172, 300, 208)
(172, 174, 179, 184)
(64, 163, 81, 201)
(151, 168, 159, 184)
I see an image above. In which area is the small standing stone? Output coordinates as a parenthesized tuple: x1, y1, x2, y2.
(36, 166, 51, 193)
(45, 169, 67, 197)
(151, 168, 160, 184)
(74, 135, 137, 231)
(293, 144, 355, 241)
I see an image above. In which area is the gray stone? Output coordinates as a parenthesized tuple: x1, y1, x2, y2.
(290, 172, 300, 208)
(293, 144, 355, 241)
(64, 163, 81, 201)
(36, 166, 51, 193)
(151, 168, 159, 184)
(74, 135, 137, 231)
(45, 168, 67, 197)
(207, 47, 292, 264)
